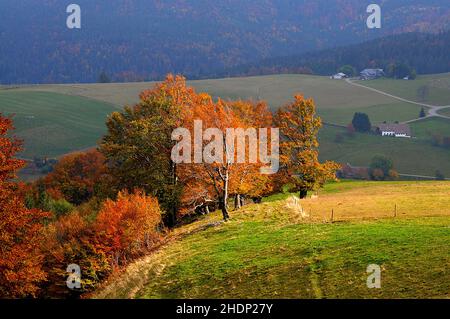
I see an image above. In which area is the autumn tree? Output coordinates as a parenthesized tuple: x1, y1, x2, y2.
(0, 114, 49, 298)
(275, 95, 340, 198)
(175, 98, 240, 220)
(175, 97, 280, 219)
(227, 100, 278, 206)
(43, 149, 110, 205)
(100, 75, 199, 226)
(369, 155, 398, 181)
(94, 190, 163, 267)
(42, 212, 110, 297)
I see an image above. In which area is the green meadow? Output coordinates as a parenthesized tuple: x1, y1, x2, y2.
(355, 73, 450, 106)
(0, 90, 117, 158)
(95, 181, 450, 299)
(319, 125, 450, 177)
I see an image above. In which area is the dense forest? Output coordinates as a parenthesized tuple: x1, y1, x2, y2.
(0, 0, 449, 84)
(219, 31, 450, 77)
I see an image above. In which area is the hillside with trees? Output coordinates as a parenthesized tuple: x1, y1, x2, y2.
(0, 75, 339, 297)
(223, 31, 450, 77)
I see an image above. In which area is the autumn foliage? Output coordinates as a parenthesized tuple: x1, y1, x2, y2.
(94, 190, 163, 267)
(1, 75, 340, 298)
(275, 95, 340, 198)
(0, 114, 49, 298)
(44, 149, 110, 205)
(42, 190, 163, 296)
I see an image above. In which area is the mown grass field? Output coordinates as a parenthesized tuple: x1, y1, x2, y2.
(0, 90, 117, 158)
(10, 75, 422, 125)
(410, 117, 450, 140)
(355, 73, 450, 106)
(95, 181, 450, 299)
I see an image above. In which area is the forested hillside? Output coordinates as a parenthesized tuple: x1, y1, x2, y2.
(0, 0, 449, 84)
(221, 31, 450, 77)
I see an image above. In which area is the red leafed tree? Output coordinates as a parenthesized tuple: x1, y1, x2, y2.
(0, 114, 49, 298)
(94, 190, 163, 267)
(44, 149, 110, 205)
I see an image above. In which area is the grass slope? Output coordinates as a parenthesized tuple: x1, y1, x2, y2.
(0, 90, 117, 158)
(12, 75, 422, 125)
(355, 73, 450, 106)
(319, 125, 450, 176)
(95, 181, 450, 299)
(437, 107, 450, 117)
(410, 117, 450, 140)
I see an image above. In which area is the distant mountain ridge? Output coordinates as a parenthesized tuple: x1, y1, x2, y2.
(0, 0, 449, 84)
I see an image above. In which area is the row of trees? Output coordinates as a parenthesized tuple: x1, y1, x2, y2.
(100, 75, 339, 222)
(0, 75, 339, 297)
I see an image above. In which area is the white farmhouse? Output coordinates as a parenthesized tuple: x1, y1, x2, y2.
(376, 123, 412, 138)
(330, 72, 347, 80)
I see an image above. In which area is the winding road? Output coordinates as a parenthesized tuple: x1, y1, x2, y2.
(345, 78, 450, 124)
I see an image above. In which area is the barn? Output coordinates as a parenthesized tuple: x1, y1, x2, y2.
(376, 123, 412, 138)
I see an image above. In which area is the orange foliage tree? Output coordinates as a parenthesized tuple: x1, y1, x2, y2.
(275, 95, 340, 198)
(44, 149, 110, 205)
(0, 114, 49, 298)
(177, 98, 279, 219)
(227, 100, 279, 206)
(42, 212, 110, 297)
(100, 75, 204, 226)
(94, 190, 163, 267)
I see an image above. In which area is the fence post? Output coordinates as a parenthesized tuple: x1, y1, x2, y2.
(331, 209, 334, 223)
(394, 204, 397, 218)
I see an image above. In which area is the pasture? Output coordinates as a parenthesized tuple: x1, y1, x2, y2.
(95, 181, 450, 299)
(355, 73, 450, 106)
(10, 74, 423, 125)
(0, 90, 117, 158)
(410, 117, 450, 140)
(319, 125, 450, 177)
(438, 107, 450, 117)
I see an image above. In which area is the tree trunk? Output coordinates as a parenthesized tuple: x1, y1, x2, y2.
(220, 197, 230, 220)
(221, 169, 230, 220)
(299, 188, 308, 199)
(166, 159, 178, 227)
(234, 194, 241, 210)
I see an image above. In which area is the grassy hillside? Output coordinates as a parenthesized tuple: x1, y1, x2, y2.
(410, 117, 450, 140)
(355, 73, 450, 106)
(0, 90, 117, 158)
(13, 75, 421, 125)
(95, 181, 450, 299)
(319, 125, 450, 177)
(438, 108, 450, 117)
(2, 74, 450, 178)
